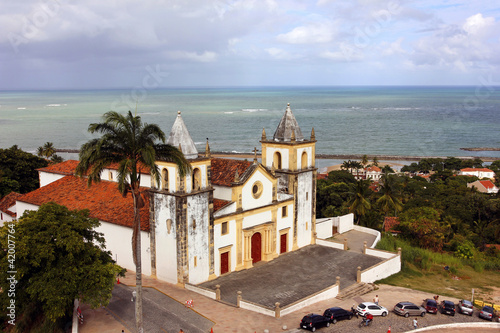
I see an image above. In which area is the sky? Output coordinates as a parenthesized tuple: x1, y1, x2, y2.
(1, 0, 499, 90)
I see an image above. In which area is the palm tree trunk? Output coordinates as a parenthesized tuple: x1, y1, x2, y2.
(132, 191, 144, 333)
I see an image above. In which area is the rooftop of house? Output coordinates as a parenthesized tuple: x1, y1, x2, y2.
(211, 158, 253, 186)
(478, 180, 496, 189)
(18, 175, 150, 231)
(366, 166, 381, 172)
(213, 198, 231, 212)
(460, 168, 493, 172)
(0, 192, 23, 217)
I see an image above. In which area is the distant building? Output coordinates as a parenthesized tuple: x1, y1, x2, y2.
(459, 168, 495, 179)
(467, 180, 499, 194)
(353, 166, 382, 181)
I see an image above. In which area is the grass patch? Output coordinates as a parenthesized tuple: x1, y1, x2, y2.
(375, 235, 500, 301)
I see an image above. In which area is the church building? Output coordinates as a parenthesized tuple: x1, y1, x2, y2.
(16, 104, 317, 285)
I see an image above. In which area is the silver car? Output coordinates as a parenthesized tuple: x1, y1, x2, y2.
(457, 300, 473, 316)
(393, 301, 426, 317)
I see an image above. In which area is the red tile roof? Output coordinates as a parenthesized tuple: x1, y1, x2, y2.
(461, 168, 493, 172)
(366, 166, 381, 172)
(479, 180, 496, 189)
(0, 192, 23, 217)
(18, 176, 150, 231)
(213, 199, 231, 212)
(384, 216, 401, 233)
(38, 160, 79, 175)
(211, 158, 252, 186)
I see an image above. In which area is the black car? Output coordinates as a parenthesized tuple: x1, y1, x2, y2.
(300, 313, 330, 331)
(439, 300, 456, 316)
(323, 307, 353, 324)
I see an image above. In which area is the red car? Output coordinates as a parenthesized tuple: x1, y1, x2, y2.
(422, 298, 438, 314)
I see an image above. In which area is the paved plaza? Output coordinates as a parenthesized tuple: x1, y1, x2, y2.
(199, 244, 383, 307)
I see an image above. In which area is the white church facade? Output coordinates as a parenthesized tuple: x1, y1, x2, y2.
(16, 104, 317, 285)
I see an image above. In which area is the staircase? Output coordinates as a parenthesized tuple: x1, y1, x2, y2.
(336, 283, 374, 300)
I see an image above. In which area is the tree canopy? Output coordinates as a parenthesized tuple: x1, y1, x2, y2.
(0, 145, 48, 197)
(0, 202, 121, 330)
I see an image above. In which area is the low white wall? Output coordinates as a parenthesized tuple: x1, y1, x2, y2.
(360, 254, 401, 283)
(184, 284, 216, 300)
(316, 238, 344, 250)
(337, 213, 354, 234)
(316, 218, 333, 239)
(353, 225, 380, 248)
(281, 283, 339, 317)
(365, 248, 397, 259)
(240, 300, 275, 317)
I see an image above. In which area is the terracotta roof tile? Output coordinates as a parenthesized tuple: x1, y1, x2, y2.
(479, 180, 495, 189)
(366, 166, 381, 172)
(211, 158, 252, 186)
(213, 199, 231, 212)
(384, 216, 401, 233)
(37, 160, 79, 175)
(18, 176, 150, 231)
(0, 192, 23, 217)
(461, 168, 493, 172)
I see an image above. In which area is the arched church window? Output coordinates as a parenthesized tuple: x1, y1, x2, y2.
(162, 168, 168, 190)
(301, 151, 308, 169)
(192, 168, 201, 191)
(273, 151, 282, 170)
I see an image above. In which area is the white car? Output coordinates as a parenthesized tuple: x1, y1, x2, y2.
(356, 302, 388, 317)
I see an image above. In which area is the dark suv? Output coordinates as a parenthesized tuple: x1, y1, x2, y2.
(439, 300, 456, 316)
(300, 313, 330, 331)
(393, 301, 426, 317)
(422, 299, 438, 314)
(323, 307, 353, 324)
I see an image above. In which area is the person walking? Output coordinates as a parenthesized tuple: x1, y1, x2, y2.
(413, 318, 418, 329)
(373, 295, 379, 305)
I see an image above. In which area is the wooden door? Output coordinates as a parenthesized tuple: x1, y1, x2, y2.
(220, 252, 229, 275)
(251, 232, 262, 264)
(280, 233, 287, 254)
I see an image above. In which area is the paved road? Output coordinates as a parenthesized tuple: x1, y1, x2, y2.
(106, 284, 214, 333)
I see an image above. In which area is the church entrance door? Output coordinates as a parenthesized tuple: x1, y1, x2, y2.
(280, 233, 287, 254)
(251, 232, 262, 264)
(220, 251, 229, 275)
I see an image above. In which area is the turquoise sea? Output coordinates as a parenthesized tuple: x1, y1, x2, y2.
(1, 86, 499, 165)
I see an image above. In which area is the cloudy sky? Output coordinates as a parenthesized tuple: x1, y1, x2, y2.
(1, 0, 499, 90)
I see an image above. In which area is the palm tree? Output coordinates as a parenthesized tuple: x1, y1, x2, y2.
(348, 179, 372, 224)
(37, 141, 56, 159)
(76, 111, 191, 333)
(361, 154, 369, 167)
(377, 173, 403, 230)
(372, 156, 379, 167)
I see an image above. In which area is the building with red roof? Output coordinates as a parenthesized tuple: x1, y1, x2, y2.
(14, 104, 318, 285)
(467, 180, 499, 194)
(459, 168, 494, 179)
(0, 192, 23, 225)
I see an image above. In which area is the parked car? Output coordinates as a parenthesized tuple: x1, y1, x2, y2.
(323, 307, 353, 324)
(422, 299, 438, 314)
(439, 300, 456, 316)
(478, 306, 494, 321)
(393, 301, 426, 317)
(457, 300, 474, 316)
(356, 302, 388, 317)
(300, 313, 330, 331)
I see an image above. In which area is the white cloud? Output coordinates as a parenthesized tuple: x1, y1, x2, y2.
(167, 50, 218, 62)
(276, 21, 336, 44)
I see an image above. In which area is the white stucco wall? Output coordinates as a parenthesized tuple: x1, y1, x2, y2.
(186, 193, 210, 284)
(297, 147, 313, 169)
(241, 171, 273, 211)
(0, 211, 15, 226)
(242, 210, 273, 229)
(213, 218, 237, 276)
(265, 147, 290, 170)
(296, 171, 313, 248)
(39, 172, 65, 187)
(153, 193, 178, 284)
(96, 222, 152, 276)
(337, 213, 354, 234)
(360, 254, 401, 283)
(213, 185, 232, 201)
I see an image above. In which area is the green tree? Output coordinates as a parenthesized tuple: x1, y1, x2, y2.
(76, 111, 191, 333)
(0, 145, 48, 196)
(398, 207, 449, 251)
(348, 179, 372, 225)
(0, 202, 120, 329)
(377, 173, 403, 230)
(361, 154, 369, 167)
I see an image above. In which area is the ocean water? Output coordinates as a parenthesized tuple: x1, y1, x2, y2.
(1, 86, 499, 164)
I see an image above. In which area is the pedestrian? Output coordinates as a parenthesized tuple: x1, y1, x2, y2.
(373, 295, 379, 305)
(179, 330, 184, 333)
(413, 318, 418, 329)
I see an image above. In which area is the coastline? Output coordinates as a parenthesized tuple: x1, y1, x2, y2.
(55, 149, 500, 162)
